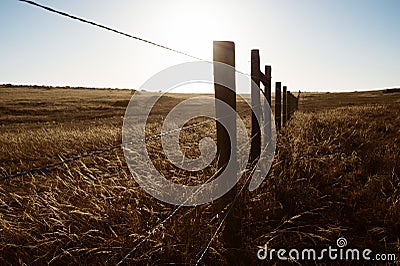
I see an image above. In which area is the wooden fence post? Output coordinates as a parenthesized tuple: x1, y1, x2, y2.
(287, 90, 292, 121)
(213, 41, 243, 262)
(250, 50, 261, 163)
(275, 82, 282, 130)
(283, 85, 287, 125)
(265, 66, 272, 108)
(260, 65, 272, 146)
(286, 91, 299, 121)
(213, 41, 236, 169)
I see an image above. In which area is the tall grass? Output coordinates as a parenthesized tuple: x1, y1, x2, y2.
(0, 88, 399, 264)
(244, 105, 399, 262)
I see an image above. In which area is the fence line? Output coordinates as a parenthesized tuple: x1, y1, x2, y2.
(0, 118, 213, 181)
(210, 44, 300, 263)
(9, 1, 302, 264)
(118, 129, 259, 265)
(116, 160, 229, 266)
(195, 165, 254, 266)
(0, 143, 121, 181)
(250, 50, 299, 161)
(195, 117, 273, 265)
(0, 102, 261, 182)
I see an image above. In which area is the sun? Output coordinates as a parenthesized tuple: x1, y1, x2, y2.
(160, 2, 229, 61)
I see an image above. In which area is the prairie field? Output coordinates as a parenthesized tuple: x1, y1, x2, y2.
(0, 86, 399, 265)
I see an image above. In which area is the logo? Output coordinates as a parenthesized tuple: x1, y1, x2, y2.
(122, 61, 276, 206)
(336, 237, 347, 248)
(257, 237, 397, 262)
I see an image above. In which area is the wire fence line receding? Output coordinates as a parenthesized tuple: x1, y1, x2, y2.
(0, 143, 122, 181)
(5, 1, 300, 263)
(1, 89, 262, 182)
(0, 117, 214, 181)
(17, 0, 206, 61)
(17, 0, 265, 81)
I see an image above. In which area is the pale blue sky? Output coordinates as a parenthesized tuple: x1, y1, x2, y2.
(1, 0, 399, 92)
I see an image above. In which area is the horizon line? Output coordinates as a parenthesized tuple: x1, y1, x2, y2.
(0, 83, 399, 94)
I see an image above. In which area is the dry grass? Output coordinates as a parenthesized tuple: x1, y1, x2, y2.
(0, 86, 399, 264)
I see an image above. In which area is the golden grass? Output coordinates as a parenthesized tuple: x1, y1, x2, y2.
(0, 86, 399, 264)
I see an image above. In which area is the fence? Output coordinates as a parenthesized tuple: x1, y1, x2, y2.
(212, 41, 299, 263)
(213, 42, 299, 168)
(4, 1, 300, 264)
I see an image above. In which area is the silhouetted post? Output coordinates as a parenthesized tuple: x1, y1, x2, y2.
(287, 90, 292, 121)
(296, 90, 300, 110)
(261, 65, 272, 146)
(214, 41, 236, 170)
(283, 86, 287, 125)
(250, 49, 261, 163)
(275, 82, 282, 130)
(213, 41, 243, 263)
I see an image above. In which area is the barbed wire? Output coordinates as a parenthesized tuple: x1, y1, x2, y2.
(116, 125, 262, 265)
(8, 2, 298, 264)
(0, 103, 262, 182)
(16, 0, 271, 82)
(115, 162, 228, 265)
(17, 0, 206, 61)
(195, 177, 248, 266)
(194, 118, 273, 265)
(0, 143, 121, 181)
(0, 119, 210, 182)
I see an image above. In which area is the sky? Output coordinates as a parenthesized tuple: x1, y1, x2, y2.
(0, 0, 399, 92)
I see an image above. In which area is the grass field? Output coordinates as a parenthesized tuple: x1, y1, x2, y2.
(0, 86, 399, 265)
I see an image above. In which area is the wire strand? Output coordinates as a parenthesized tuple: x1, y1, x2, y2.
(116, 120, 260, 265)
(195, 164, 256, 265)
(0, 118, 209, 181)
(7, 2, 299, 265)
(0, 103, 262, 181)
(194, 125, 268, 265)
(17, 0, 206, 61)
(115, 162, 228, 265)
(17, 0, 268, 81)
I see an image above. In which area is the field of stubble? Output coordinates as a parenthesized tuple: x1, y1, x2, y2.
(0, 86, 399, 265)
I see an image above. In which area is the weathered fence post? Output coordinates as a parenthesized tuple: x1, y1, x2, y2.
(275, 82, 282, 130)
(213, 41, 243, 262)
(250, 50, 261, 163)
(287, 90, 292, 121)
(283, 85, 287, 125)
(262, 65, 272, 146)
(213, 41, 236, 169)
(286, 91, 299, 121)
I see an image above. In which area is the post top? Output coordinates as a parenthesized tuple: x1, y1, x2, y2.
(213, 41, 235, 46)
